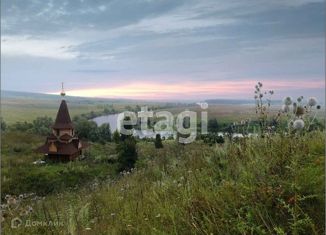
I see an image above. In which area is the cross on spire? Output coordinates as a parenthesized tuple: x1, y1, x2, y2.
(60, 82, 66, 97)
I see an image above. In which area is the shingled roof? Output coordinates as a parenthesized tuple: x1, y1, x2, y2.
(52, 100, 74, 129)
(36, 139, 89, 155)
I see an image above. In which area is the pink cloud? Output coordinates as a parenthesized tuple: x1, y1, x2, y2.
(48, 79, 324, 100)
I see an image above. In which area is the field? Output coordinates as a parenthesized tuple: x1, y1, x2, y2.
(1, 131, 325, 234)
(1, 91, 266, 125)
(1, 91, 325, 234)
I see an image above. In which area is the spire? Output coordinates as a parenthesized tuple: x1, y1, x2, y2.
(60, 82, 66, 97)
(53, 99, 73, 129)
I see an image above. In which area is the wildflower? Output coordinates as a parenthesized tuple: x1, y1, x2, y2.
(85, 227, 92, 230)
(144, 218, 149, 221)
(19, 209, 29, 217)
(281, 105, 289, 113)
(294, 106, 305, 116)
(283, 97, 292, 105)
(111, 213, 116, 217)
(27, 206, 33, 213)
(293, 119, 304, 130)
(155, 214, 161, 218)
(7, 197, 17, 205)
(127, 224, 132, 227)
(308, 97, 317, 106)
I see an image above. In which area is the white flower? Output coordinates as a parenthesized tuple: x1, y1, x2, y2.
(281, 105, 290, 113)
(283, 97, 292, 105)
(293, 119, 304, 130)
(308, 97, 317, 106)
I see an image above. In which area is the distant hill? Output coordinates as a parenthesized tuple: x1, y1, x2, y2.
(2, 90, 282, 105)
(1, 90, 128, 103)
(205, 98, 282, 105)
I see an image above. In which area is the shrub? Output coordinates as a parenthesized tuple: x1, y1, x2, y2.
(154, 134, 163, 148)
(32, 116, 53, 135)
(112, 130, 120, 143)
(116, 137, 138, 171)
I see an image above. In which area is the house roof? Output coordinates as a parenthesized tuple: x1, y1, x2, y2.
(47, 133, 57, 141)
(59, 133, 73, 141)
(52, 99, 74, 129)
(36, 138, 88, 155)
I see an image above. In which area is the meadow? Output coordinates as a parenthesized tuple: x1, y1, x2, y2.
(1, 90, 325, 234)
(1, 130, 324, 234)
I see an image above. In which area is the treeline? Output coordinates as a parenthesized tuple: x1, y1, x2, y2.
(1, 116, 112, 143)
(72, 116, 112, 143)
(2, 116, 53, 135)
(79, 106, 117, 119)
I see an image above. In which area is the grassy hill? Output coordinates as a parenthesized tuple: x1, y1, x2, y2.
(0, 130, 324, 234)
(1, 89, 325, 234)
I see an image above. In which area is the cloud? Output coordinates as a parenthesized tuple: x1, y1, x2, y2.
(47, 79, 324, 100)
(1, 35, 79, 60)
(1, 0, 324, 100)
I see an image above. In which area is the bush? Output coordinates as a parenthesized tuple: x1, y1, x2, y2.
(1, 118, 6, 131)
(117, 137, 138, 171)
(32, 116, 53, 135)
(98, 123, 112, 142)
(112, 130, 120, 144)
(74, 118, 101, 142)
(154, 134, 163, 148)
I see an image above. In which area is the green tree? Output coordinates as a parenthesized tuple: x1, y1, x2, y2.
(98, 123, 112, 142)
(75, 118, 99, 141)
(116, 116, 137, 171)
(208, 118, 219, 133)
(32, 116, 53, 135)
(112, 130, 120, 143)
(1, 118, 6, 131)
(11, 121, 33, 132)
(117, 137, 138, 171)
(154, 134, 163, 148)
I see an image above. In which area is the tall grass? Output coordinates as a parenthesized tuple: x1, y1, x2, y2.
(2, 131, 324, 234)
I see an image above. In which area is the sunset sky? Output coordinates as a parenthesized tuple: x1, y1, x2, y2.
(1, 0, 325, 101)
